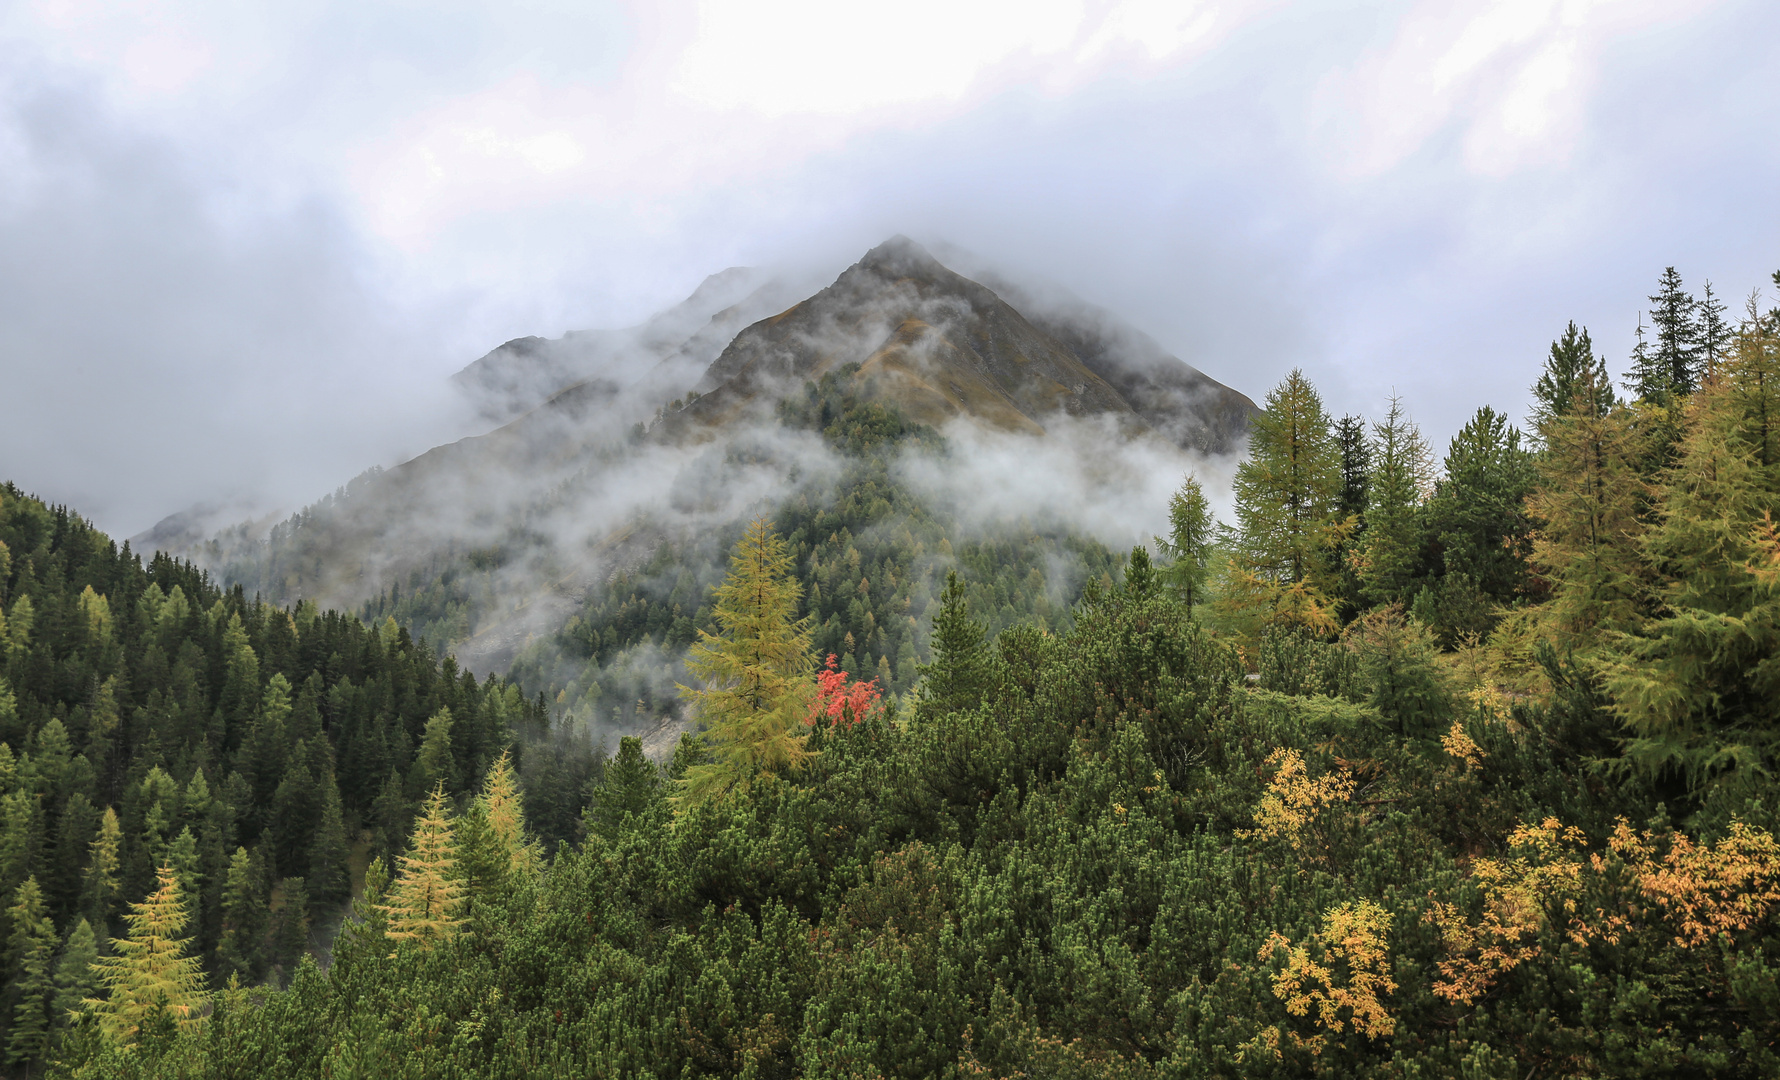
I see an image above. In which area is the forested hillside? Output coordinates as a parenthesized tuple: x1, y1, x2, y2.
(5, 266, 1780, 1078)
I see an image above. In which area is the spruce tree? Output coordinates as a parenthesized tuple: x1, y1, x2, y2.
(307, 767, 351, 908)
(382, 784, 464, 950)
(587, 737, 663, 839)
(676, 518, 815, 804)
(1699, 280, 1731, 376)
(80, 807, 121, 931)
(412, 707, 457, 797)
(88, 864, 207, 1043)
(1531, 322, 1616, 430)
(1648, 266, 1703, 397)
(6, 876, 56, 1066)
(1336, 414, 1372, 520)
(215, 846, 268, 986)
(915, 570, 990, 722)
(50, 918, 100, 1024)
(267, 878, 310, 982)
(1357, 395, 1434, 607)
(1154, 475, 1217, 610)
(1424, 406, 1538, 604)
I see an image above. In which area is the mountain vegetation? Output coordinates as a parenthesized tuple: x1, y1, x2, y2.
(1, 265, 1778, 1078)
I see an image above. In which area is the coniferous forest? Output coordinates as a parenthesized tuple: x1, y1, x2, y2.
(3, 267, 1780, 1077)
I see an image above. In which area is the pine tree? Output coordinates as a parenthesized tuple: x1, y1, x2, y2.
(412, 707, 457, 796)
(1698, 280, 1731, 376)
(1154, 475, 1217, 610)
(1223, 369, 1344, 634)
(587, 737, 662, 840)
(676, 518, 816, 804)
(267, 878, 310, 982)
(1357, 395, 1434, 607)
(88, 864, 207, 1043)
(1627, 314, 1666, 403)
(915, 570, 990, 722)
(1424, 406, 1538, 603)
(1531, 322, 1616, 430)
(6, 877, 57, 1066)
(215, 846, 267, 986)
(1648, 267, 1703, 398)
(51, 918, 100, 1024)
(381, 784, 464, 950)
(80, 806, 121, 931)
(307, 767, 351, 907)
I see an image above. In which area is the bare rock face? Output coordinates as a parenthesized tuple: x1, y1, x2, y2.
(662, 236, 1255, 452)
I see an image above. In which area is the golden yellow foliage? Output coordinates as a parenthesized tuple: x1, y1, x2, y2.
(1426, 818, 1586, 1005)
(1600, 818, 1780, 948)
(1259, 899, 1396, 1044)
(1441, 720, 1485, 773)
(382, 784, 465, 950)
(1243, 748, 1354, 848)
(88, 864, 207, 1042)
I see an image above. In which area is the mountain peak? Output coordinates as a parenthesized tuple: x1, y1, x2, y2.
(858, 235, 945, 279)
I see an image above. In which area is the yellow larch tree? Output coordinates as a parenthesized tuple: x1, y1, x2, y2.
(381, 783, 465, 950)
(676, 517, 816, 806)
(87, 864, 208, 1043)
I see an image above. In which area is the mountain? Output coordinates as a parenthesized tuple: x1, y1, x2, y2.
(657, 237, 1255, 453)
(452, 266, 802, 424)
(165, 237, 1256, 717)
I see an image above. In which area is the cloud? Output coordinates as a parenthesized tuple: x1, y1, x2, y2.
(0, 0, 1775, 540)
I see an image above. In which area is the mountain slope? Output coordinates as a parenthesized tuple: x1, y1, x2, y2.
(661, 237, 1255, 451)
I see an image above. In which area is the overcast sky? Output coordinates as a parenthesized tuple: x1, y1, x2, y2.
(2, 0, 1775, 537)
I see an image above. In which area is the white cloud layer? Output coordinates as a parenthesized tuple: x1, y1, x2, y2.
(0, 0, 1773, 535)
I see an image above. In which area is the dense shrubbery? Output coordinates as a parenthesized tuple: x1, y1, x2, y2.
(6, 267, 1780, 1078)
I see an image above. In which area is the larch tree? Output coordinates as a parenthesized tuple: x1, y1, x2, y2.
(1223, 369, 1344, 635)
(88, 864, 208, 1043)
(381, 784, 465, 950)
(1603, 322, 1780, 800)
(676, 518, 816, 804)
(458, 750, 540, 910)
(1526, 366, 1652, 650)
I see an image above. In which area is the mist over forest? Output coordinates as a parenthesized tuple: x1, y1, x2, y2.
(4, 2, 1780, 1077)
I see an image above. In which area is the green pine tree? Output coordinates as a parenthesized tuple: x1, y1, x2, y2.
(1604, 323, 1780, 800)
(215, 846, 267, 986)
(1154, 475, 1217, 610)
(915, 570, 991, 722)
(6, 876, 57, 1066)
(1357, 395, 1434, 608)
(1531, 322, 1616, 431)
(50, 918, 100, 1025)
